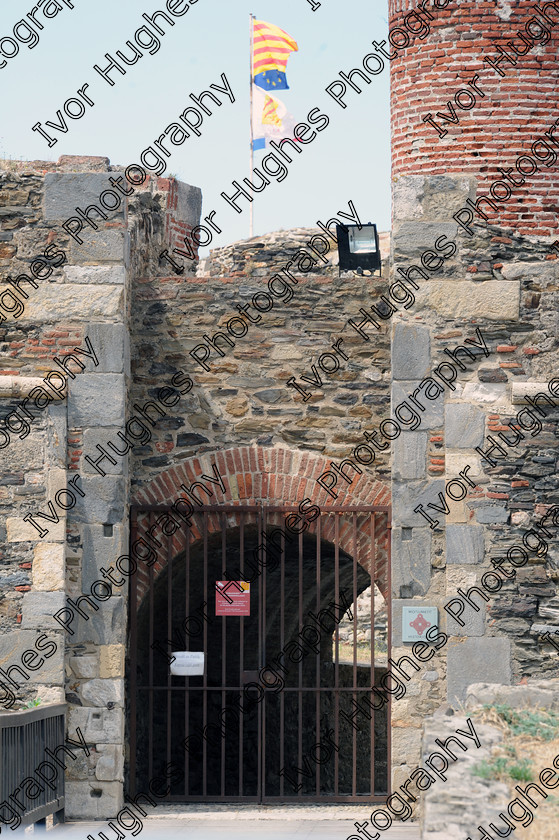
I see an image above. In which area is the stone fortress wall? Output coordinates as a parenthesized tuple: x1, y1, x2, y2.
(0, 156, 201, 815)
(387, 0, 559, 803)
(0, 157, 396, 816)
(0, 0, 558, 822)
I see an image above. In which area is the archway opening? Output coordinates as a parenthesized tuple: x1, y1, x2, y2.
(129, 506, 390, 802)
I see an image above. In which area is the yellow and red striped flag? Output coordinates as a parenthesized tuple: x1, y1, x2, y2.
(252, 19, 298, 91)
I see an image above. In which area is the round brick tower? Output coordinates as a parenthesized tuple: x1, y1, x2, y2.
(388, 0, 559, 236)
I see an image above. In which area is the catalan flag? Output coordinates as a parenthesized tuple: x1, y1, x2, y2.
(252, 19, 298, 91)
(252, 84, 296, 151)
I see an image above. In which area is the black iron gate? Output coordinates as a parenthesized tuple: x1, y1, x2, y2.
(128, 504, 391, 802)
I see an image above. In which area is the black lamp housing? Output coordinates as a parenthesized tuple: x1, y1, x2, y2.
(336, 223, 381, 275)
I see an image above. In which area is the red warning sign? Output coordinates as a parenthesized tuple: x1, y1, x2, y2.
(215, 581, 251, 616)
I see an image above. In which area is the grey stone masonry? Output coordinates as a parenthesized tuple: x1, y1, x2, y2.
(82, 524, 126, 590)
(389, 171, 558, 805)
(392, 527, 432, 598)
(392, 322, 431, 380)
(393, 432, 428, 480)
(0, 630, 63, 685)
(43, 173, 126, 220)
(444, 403, 485, 448)
(0, 157, 203, 822)
(175, 181, 203, 221)
(72, 599, 127, 646)
(83, 428, 126, 475)
(392, 479, 446, 528)
(445, 600, 486, 637)
(86, 323, 129, 373)
(446, 525, 484, 565)
(68, 374, 126, 427)
(392, 380, 444, 428)
(447, 638, 511, 707)
(20, 592, 67, 631)
(73, 476, 127, 525)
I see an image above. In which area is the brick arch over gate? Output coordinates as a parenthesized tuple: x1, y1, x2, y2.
(131, 444, 391, 604)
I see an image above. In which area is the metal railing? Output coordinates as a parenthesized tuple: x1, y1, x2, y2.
(0, 703, 65, 828)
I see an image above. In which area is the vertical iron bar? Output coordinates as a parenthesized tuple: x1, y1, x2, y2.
(334, 513, 340, 797)
(221, 512, 227, 798)
(297, 526, 303, 797)
(352, 513, 358, 798)
(315, 516, 321, 797)
(166, 524, 173, 798)
(239, 512, 244, 797)
(370, 514, 376, 798)
(184, 525, 191, 797)
(257, 506, 263, 804)
(148, 514, 154, 785)
(387, 513, 392, 798)
(129, 510, 138, 796)
(279, 517, 285, 798)
(202, 513, 208, 797)
(262, 506, 267, 800)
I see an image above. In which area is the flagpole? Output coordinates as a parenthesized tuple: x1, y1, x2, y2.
(249, 13, 254, 238)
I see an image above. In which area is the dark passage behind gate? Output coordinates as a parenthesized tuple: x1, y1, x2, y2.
(128, 504, 391, 803)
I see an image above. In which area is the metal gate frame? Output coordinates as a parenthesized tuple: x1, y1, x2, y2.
(128, 503, 391, 803)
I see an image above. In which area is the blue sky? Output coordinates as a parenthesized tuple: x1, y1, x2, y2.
(0, 0, 390, 249)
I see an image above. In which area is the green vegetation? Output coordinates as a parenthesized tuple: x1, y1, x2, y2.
(488, 704, 559, 742)
(471, 704, 559, 785)
(472, 755, 533, 782)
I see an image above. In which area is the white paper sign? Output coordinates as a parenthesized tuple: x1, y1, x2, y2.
(170, 651, 205, 676)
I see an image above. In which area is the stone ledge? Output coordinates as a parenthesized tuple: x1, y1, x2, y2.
(0, 376, 63, 399)
(531, 623, 559, 635)
(421, 280, 520, 320)
(22, 284, 124, 322)
(511, 381, 557, 404)
(465, 678, 559, 711)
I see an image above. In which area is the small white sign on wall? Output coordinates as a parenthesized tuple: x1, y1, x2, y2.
(170, 651, 205, 676)
(402, 607, 439, 643)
